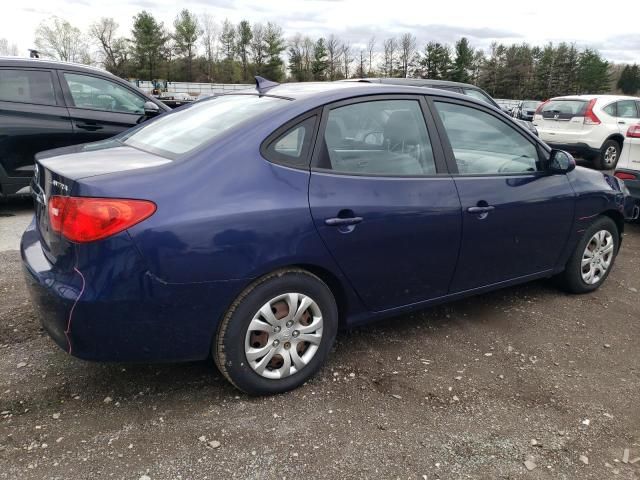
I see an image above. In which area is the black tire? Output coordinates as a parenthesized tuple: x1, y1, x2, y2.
(213, 268, 338, 395)
(557, 216, 619, 294)
(595, 139, 621, 170)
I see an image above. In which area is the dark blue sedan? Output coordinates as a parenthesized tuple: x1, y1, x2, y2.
(21, 79, 630, 395)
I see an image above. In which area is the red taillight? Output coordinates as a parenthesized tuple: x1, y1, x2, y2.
(627, 124, 640, 138)
(583, 98, 601, 125)
(614, 171, 637, 181)
(534, 100, 549, 115)
(48, 196, 156, 243)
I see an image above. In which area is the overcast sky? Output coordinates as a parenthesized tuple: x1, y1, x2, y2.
(5, 0, 640, 63)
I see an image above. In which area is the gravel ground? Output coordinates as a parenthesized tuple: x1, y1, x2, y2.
(0, 201, 639, 480)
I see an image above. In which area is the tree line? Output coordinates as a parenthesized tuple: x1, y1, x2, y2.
(4, 12, 638, 99)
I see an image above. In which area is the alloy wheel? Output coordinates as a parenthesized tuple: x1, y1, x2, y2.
(603, 146, 618, 167)
(244, 293, 323, 379)
(581, 230, 614, 285)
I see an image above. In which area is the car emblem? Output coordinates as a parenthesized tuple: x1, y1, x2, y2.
(554, 114, 559, 119)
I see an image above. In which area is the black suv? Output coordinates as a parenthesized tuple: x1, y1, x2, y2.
(0, 58, 169, 195)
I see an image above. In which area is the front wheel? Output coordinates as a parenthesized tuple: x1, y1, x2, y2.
(557, 216, 619, 293)
(214, 269, 338, 395)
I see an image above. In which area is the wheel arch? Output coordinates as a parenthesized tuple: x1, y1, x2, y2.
(601, 209, 625, 239)
(604, 134, 624, 150)
(292, 263, 350, 329)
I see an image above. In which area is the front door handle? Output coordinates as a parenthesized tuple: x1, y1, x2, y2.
(325, 216, 364, 226)
(75, 122, 103, 131)
(467, 206, 495, 214)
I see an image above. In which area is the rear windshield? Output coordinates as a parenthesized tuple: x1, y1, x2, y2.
(123, 95, 287, 157)
(541, 99, 587, 118)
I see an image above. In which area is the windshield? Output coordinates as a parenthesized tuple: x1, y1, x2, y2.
(522, 101, 540, 109)
(123, 95, 288, 157)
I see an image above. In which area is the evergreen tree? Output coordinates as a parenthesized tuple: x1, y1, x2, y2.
(617, 64, 640, 95)
(236, 20, 253, 82)
(263, 22, 285, 81)
(131, 11, 166, 80)
(312, 38, 328, 80)
(451, 37, 474, 83)
(173, 9, 200, 81)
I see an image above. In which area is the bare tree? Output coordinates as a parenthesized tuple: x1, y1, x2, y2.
(326, 34, 340, 81)
(399, 32, 417, 78)
(200, 13, 218, 81)
(383, 37, 397, 77)
(35, 17, 88, 63)
(341, 41, 354, 79)
(356, 49, 367, 78)
(367, 36, 376, 76)
(0, 38, 19, 56)
(250, 23, 266, 75)
(89, 18, 129, 75)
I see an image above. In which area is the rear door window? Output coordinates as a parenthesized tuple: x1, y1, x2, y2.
(541, 100, 587, 120)
(317, 99, 436, 176)
(0, 69, 56, 105)
(616, 100, 639, 118)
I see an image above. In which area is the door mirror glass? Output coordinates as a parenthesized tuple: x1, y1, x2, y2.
(144, 101, 160, 116)
(549, 149, 575, 173)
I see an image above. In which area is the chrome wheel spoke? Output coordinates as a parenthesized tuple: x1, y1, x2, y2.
(248, 317, 272, 333)
(246, 343, 272, 362)
(259, 304, 279, 326)
(289, 344, 306, 370)
(293, 295, 313, 323)
(298, 332, 322, 345)
(275, 348, 292, 378)
(297, 315, 323, 334)
(253, 347, 278, 374)
(283, 293, 299, 322)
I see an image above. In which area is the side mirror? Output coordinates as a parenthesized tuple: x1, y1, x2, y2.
(143, 101, 161, 117)
(549, 149, 576, 173)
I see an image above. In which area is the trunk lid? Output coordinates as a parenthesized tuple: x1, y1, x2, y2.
(32, 141, 171, 262)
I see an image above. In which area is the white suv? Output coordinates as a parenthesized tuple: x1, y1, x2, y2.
(533, 95, 640, 170)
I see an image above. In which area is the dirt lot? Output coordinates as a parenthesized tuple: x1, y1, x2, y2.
(1, 199, 639, 480)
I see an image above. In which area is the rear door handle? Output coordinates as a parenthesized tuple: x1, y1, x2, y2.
(75, 122, 103, 131)
(618, 121, 627, 125)
(467, 206, 495, 214)
(325, 216, 363, 226)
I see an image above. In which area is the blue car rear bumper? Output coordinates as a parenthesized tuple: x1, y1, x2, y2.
(21, 220, 246, 362)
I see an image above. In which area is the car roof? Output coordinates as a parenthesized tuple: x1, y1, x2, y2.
(0, 56, 114, 77)
(353, 77, 481, 90)
(230, 81, 493, 109)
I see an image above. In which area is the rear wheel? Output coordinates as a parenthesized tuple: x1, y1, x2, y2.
(557, 216, 619, 293)
(595, 139, 621, 170)
(214, 269, 338, 395)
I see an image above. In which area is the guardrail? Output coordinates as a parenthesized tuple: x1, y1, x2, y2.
(133, 81, 253, 97)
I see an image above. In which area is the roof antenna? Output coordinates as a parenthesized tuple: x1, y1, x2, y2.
(255, 76, 279, 95)
(29, 49, 40, 59)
